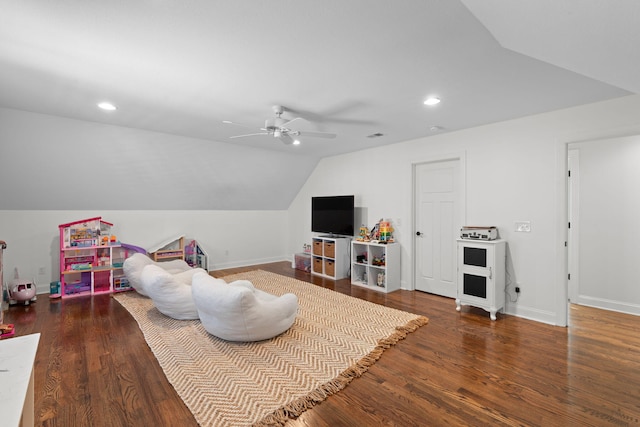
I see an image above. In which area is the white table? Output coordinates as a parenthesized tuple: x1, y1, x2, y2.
(0, 333, 41, 427)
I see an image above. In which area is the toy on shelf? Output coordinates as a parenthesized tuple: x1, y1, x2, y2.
(372, 254, 386, 266)
(369, 218, 395, 243)
(357, 225, 370, 242)
(379, 220, 394, 243)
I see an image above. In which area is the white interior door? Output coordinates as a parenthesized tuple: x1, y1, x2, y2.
(414, 159, 462, 298)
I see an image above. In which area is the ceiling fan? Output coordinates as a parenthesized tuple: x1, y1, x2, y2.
(223, 105, 337, 145)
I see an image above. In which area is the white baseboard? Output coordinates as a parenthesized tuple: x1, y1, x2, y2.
(505, 303, 558, 326)
(208, 256, 288, 271)
(574, 295, 640, 316)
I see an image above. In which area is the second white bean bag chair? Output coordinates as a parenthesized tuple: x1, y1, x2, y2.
(191, 272, 298, 342)
(123, 253, 193, 297)
(141, 264, 207, 320)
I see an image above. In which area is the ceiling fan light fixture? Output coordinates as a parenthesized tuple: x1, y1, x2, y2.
(424, 97, 441, 106)
(97, 101, 117, 111)
(273, 129, 282, 138)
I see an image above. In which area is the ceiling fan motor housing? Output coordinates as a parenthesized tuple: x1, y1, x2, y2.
(265, 117, 288, 136)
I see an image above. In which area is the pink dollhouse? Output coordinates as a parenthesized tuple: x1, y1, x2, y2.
(58, 217, 134, 298)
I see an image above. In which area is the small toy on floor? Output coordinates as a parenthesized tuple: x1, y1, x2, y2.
(0, 323, 15, 339)
(8, 268, 37, 306)
(49, 281, 62, 299)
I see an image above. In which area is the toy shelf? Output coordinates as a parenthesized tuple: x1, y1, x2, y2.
(351, 241, 400, 293)
(310, 236, 350, 280)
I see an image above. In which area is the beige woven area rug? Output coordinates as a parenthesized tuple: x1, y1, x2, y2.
(114, 270, 428, 427)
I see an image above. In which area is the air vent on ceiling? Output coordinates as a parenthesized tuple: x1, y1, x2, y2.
(367, 132, 384, 138)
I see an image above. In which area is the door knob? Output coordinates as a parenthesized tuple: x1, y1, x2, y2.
(416, 231, 422, 236)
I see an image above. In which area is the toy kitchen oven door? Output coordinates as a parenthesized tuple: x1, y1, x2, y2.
(456, 239, 506, 321)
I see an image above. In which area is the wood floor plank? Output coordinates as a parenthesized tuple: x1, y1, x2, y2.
(4, 261, 640, 426)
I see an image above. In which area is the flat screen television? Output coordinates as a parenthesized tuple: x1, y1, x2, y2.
(311, 195, 355, 237)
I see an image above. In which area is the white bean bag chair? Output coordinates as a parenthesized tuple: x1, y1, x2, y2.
(191, 272, 298, 342)
(141, 264, 207, 320)
(123, 253, 192, 297)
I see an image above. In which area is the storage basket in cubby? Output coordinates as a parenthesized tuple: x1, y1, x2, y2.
(323, 241, 335, 258)
(312, 241, 323, 256)
(313, 257, 323, 273)
(324, 259, 335, 277)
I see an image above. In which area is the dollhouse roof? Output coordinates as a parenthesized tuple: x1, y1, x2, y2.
(58, 217, 112, 229)
(147, 235, 185, 253)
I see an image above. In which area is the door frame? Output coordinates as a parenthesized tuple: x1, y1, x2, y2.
(567, 148, 580, 303)
(410, 152, 467, 292)
(556, 142, 570, 327)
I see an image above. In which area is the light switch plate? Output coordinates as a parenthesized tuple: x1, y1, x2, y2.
(515, 221, 531, 232)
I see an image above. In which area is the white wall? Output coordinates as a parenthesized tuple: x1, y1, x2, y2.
(0, 108, 318, 210)
(569, 135, 640, 314)
(0, 210, 288, 293)
(288, 95, 640, 326)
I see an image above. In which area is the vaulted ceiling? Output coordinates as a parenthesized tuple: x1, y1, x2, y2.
(0, 1, 637, 209)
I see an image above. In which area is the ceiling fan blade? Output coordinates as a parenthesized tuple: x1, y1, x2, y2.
(279, 133, 294, 145)
(229, 132, 269, 139)
(295, 130, 337, 139)
(286, 105, 376, 126)
(222, 120, 261, 130)
(279, 117, 303, 128)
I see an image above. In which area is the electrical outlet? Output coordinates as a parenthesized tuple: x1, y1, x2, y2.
(515, 221, 531, 232)
(38, 267, 46, 275)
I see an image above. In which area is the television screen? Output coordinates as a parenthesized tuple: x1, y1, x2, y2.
(311, 195, 355, 236)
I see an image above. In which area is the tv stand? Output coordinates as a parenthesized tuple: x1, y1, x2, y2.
(311, 236, 350, 280)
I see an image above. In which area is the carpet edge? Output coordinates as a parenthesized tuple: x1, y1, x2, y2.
(254, 315, 430, 427)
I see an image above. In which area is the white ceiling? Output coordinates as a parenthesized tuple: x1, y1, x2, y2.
(1, 1, 636, 158)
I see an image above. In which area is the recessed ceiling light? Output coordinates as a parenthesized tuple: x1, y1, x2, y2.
(429, 126, 442, 131)
(424, 97, 441, 106)
(293, 139, 301, 145)
(97, 102, 117, 111)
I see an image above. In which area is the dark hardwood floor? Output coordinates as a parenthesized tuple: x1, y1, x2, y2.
(4, 261, 640, 426)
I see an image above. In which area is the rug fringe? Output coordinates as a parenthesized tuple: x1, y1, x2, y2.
(254, 315, 429, 426)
